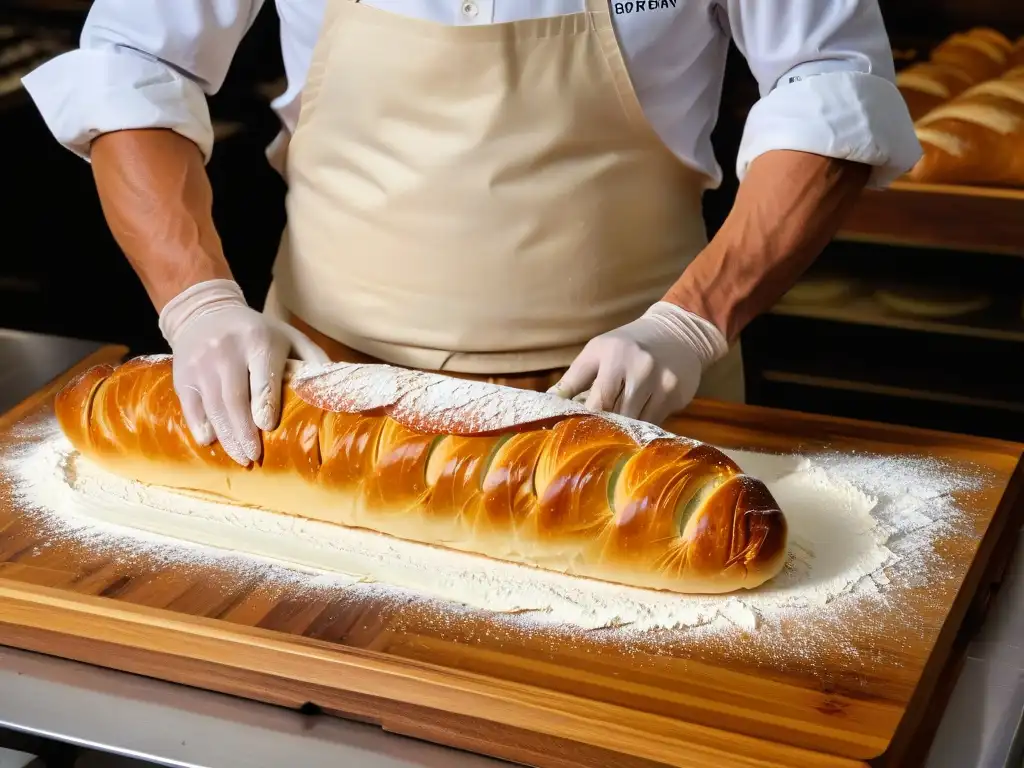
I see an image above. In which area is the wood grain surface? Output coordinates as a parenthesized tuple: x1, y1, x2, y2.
(0, 346, 1021, 768)
(837, 180, 1024, 257)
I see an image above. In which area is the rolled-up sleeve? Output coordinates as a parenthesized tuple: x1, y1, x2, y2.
(21, 0, 263, 162)
(724, 0, 922, 188)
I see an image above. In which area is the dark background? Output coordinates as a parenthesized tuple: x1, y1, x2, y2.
(2, 0, 1022, 441)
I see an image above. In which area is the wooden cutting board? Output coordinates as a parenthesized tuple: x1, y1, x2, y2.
(0, 346, 1021, 768)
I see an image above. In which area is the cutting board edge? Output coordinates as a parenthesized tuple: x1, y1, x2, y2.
(676, 398, 1024, 460)
(874, 454, 1024, 767)
(0, 578, 873, 768)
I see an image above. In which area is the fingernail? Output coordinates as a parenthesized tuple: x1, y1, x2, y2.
(223, 442, 251, 467)
(253, 404, 276, 433)
(239, 434, 262, 464)
(194, 422, 215, 446)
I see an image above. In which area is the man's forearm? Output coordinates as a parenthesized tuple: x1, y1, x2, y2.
(91, 129, 232, 312)
(665, 150, 871, 342)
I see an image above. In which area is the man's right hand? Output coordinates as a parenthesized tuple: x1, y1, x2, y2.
(85, 131, 330, 464)
(159, 279, 330, 466)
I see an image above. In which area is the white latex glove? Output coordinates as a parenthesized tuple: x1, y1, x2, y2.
(159, 279, 330, 466)
(548, 302, 728, 425)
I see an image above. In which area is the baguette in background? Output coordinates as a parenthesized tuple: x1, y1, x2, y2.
(897, 28, 1014, 121)
(908, 67, 1024, 187)
(930, 28, 1011, 82)
(897, 62, 975, 121)
(1011, 37, 1024, 70)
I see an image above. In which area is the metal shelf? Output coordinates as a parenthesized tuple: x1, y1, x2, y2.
(770, 295, 1024, 344)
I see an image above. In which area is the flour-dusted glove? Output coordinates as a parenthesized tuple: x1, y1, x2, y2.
(159, 279, 330, 466)
(549, 302, 729, 425)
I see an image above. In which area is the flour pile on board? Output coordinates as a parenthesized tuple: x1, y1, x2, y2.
(4, 418, 982, 637)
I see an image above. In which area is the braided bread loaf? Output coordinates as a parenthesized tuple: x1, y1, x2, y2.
(54, 357, 788, 594)
(907, 67, 1024, 186)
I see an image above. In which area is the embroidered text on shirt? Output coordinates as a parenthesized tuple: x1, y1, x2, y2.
(613, 0, 678, 14)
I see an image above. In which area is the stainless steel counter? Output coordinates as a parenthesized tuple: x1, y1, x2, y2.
(0, 328, 1021, 768)
(0, 329, 102, 414)
(0, 645, 502, 768)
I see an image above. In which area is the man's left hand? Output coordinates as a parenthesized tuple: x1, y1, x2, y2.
(548, 302, 728, 425)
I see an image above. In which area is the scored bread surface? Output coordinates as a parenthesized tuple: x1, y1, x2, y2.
(908, 67, 1024, 186)
(896, 28, 1017, 123)
(54, 356, 788, 594)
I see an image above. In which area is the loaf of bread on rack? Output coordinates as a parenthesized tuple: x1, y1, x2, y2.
(906, 67, 1024, 186)
(1011, 37, 1024, 69)
(929, 27, 1012, 82)
(896, 62, 975, 121)
(54, 357, 788, 594)
(896, 28, 1014, 120)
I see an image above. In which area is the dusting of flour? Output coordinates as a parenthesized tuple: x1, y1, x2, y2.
(3, 418, 983, 643)
(291, 361, 674, 444)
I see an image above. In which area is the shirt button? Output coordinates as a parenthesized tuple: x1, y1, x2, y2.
(461, 1, 479, 19)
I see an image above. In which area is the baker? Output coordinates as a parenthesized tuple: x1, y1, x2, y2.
(24, 0, 920, 467)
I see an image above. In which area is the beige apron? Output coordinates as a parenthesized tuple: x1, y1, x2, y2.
(267, 0, 744, 402)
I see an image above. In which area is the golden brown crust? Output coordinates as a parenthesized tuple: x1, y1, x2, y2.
(54, 357, 788, 594)
(900, 89, 941, 123)
(931, 31, 1008, 83)
(897, 62, 976, 121)
(1011, 37, 1024, 70)
(965, 27, 1014, 54)
(53, 366, 107, 456)
(907, 71, 1024, 186)
(897, 29, 1018, 123)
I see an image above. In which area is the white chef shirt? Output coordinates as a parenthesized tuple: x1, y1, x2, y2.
(21, 0, 921, 189)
